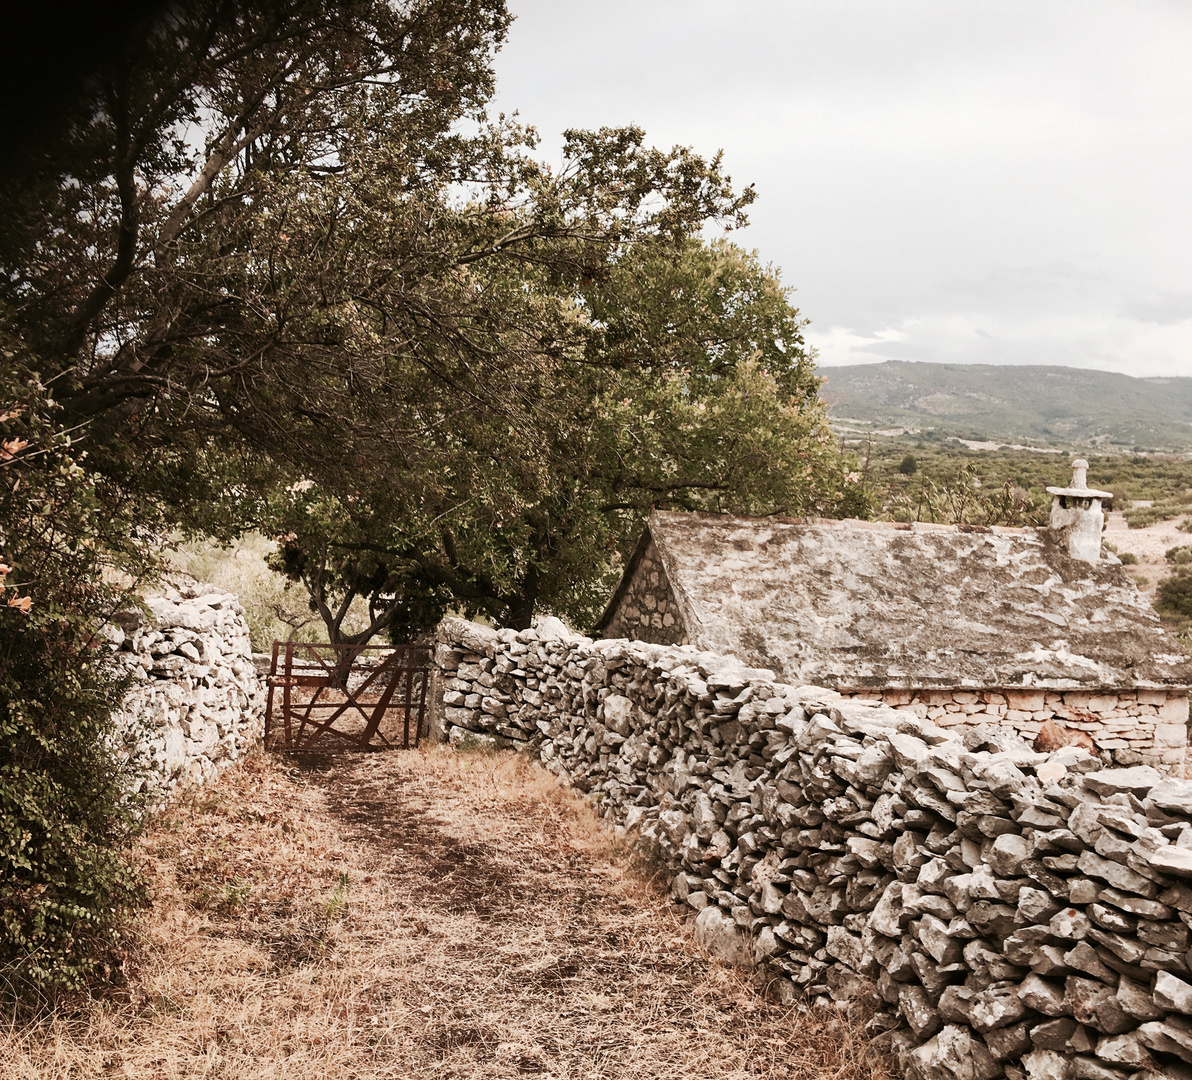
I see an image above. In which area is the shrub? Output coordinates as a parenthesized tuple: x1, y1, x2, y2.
(174, 534, 361, 650)
(897, 455, 917, 475)
(1157, 568, 1192, 622)
(0, 365, 152, 1005)
(1118, 552, 1139, 565)
(1125, 498, 1192, 528)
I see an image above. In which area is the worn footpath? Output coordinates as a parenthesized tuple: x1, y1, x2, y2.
(3, 748, 887, 1080)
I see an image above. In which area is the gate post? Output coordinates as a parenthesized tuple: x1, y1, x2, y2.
(428, 639, 448, 743)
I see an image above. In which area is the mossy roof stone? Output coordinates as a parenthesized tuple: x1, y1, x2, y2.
(608, 509, 1192, 690)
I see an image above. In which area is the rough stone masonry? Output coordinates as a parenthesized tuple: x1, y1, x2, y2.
(112, 581, 265, 798)
(435, 616, 1192, 1080)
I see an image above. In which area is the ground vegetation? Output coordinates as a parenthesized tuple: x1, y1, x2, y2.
(0, 364, 154, 1001)
(0, 749, 889, 1079)
(854, 438, 1192, 529)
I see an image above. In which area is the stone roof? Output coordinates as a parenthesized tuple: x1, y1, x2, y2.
(599, 510, 1192, 690)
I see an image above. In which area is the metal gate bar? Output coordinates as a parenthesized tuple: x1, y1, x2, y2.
(264, 641, 432, 751)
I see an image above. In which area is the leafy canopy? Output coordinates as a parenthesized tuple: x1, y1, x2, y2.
(2, 0, 753, 535)
(267, 239, 867, 635)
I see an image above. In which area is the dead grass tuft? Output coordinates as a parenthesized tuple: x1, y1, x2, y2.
(1, 746, 892, 1079)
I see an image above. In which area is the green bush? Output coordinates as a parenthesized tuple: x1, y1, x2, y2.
(0, 366, 152, 1005)
(1118, 552, 1139, 565)
(1166, 546, 1192, 566)
(1125, 498, 1192, 529)
(1157, 568, 1192, 621)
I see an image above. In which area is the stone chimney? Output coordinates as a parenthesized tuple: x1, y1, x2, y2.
(1046, 458, 1113, 564)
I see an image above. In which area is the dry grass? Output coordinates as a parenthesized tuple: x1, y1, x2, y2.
(2, 747, 891, 1079)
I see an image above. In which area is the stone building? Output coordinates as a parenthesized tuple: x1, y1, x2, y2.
(594, 462, 1192, 771)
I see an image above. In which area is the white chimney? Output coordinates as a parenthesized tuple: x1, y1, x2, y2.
(1046, 458, 1113, 564)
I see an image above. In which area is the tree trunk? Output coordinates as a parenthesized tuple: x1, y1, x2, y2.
(506, 565, 540, 631)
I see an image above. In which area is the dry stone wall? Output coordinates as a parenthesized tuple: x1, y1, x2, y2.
(600, 538, 689, 646)
(436, 617, 1192, 1080)
(840, 688, 1189, 774)
(112, 583, 265, 798)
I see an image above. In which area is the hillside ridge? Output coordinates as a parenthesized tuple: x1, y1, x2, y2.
(818, 361, 1192, 450)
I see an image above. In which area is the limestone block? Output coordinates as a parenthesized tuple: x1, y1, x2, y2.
(1160, 694, 1191, 723)
(1155, 724, 1188, 748)
(694, 905, 750, 966)
(1006, 691, 1046, 713)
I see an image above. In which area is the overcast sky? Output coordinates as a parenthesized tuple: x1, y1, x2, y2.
(490, 1, 1192, 379)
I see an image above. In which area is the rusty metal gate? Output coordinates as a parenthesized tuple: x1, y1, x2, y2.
(264, 641, 432, 751)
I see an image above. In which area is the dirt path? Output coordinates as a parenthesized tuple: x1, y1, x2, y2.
(4, 748, 886, 1080)
(1104, 509, 1188, 601)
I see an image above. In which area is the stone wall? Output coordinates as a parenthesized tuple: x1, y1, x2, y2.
(601, 538, 689, 646)
(839, 688, 1189, 774)
(435, 617, 1192, 1080)
(113, 582, 265, 798)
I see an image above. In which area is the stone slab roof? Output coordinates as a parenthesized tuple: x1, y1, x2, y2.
(603, 510, 1192, 690)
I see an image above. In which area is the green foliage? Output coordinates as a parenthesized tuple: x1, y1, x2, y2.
(1157, 568, 1192, 639)
(897, 455, 917, 475)
(0, 0, 861, 997)
(821, 361, 1192, 451)
(0, 355, 153, 1003)
(174, 533, 373, 651)
(855, 439, 1192, 527)
(321, 872, 350, 921)
(1166, 546, 1192, 566)
(265, 241, 867, 634)
(1117, 552, 1139, 566)
(1, 0, 755, 543)
(1125, 497, 1192, 529)
(882, 463, 1045, 527)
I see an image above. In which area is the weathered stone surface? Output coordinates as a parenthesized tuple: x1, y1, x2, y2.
(983, 1021, 1031, 1061)
(693, 905, 750, 966)
(901, 984, 943, 1039)
(1077, 850, 1159, 897)
(1051, 908, 1092, 940)
(969, 986, 1027, 1033)
(1149, 779, 1192, 817)
(1142, 845, 1192, 879)
(906, 1024, 1001, 1080)
(598, 511, 1192, 692)
(1094, 1031, 1154, 1068)
(1019, 975, 1069, 1018)
(1030, 1017, 1078, 1052)
(989, 833, 1031, 877)
(1085, 767, 1164, 796)
(1117, 975, 1165, 1021)
(1156, 971, 1192, 1015)
(1022, 1047, 1074, 1080)
(115, 583, 264, 798)
(435, 617, 1192, 1080)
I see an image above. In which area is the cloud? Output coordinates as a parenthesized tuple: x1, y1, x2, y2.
(1120, 293, 1192, 326)
(496, 0, 1192, 378)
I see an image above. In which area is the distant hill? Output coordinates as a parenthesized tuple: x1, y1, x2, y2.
(818, 362, 1192, 450)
